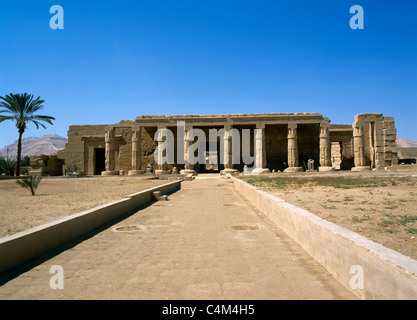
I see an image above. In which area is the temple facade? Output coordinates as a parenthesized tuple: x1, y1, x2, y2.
(57, 113, 398, 175)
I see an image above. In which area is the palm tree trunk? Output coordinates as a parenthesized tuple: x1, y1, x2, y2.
(16, 129, 24, 176)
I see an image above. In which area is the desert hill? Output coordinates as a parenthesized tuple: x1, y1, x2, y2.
(0, 134, 67, 158)
(396, 138, 417, 148)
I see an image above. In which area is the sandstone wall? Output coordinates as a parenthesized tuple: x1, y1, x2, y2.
(57, 125, 107, 175)
(57, 113, 399, 175)
(29, 154, 63, 176)
(383, 117, 399, 166)
(354, 113, 399, 169)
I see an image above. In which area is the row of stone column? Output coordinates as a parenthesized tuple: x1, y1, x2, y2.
(102, 127, 143, 176)
(180, 124, 268, 175)
(101, 122, 334, 175)
(286, 122, 333, 172)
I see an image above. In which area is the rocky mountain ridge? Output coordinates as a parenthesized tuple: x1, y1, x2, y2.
(0, 134, 67, 158)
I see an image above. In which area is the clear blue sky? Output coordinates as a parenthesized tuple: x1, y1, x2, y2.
(1, 0, 416, 149)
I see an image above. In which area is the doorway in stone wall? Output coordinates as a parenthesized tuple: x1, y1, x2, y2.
(94, 148, 106, 175)
(202, 140, 220, 173)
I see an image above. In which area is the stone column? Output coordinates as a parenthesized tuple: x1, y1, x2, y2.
(155, 126, 171, 175)
(102, 128, 118, 175)
(284, 123, 303, 172)
(318, 121, 334, 172)
(252, 124, 269, 174)
(128, 128, 144, 175)
(220, 125, 238, 175)
(352, 122, 370, 171)
(180, 125, 197, 176)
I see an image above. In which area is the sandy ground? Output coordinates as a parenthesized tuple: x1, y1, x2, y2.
(241, 170, 417, 261)
(0, 178, 355, 300)
(0, 176, 169, 238)
(1, 171, 416, 262)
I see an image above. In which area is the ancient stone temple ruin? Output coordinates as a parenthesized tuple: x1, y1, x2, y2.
(57, 113, 398, 176)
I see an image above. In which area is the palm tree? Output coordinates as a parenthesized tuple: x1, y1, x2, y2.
(0, 93, 55, 176)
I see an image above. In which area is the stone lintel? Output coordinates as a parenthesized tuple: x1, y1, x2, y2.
(354, 113, 383, 123)
(81, 135, 124, 141)
(135, 113, 325, 127)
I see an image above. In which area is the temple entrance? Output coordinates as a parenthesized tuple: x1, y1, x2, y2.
(94, 148, 106, 175)
(297, 124, 320, 170)
(199, 140, 220, 173)
(265, 124, 287, 171)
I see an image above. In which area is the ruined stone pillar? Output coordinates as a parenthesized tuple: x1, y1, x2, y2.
(318, 121, 334, 172)
(128, 128, 144, 175)
(383, 117, 399, 166)
(284, 123, 303, 172)
(102, 128, 118, 176)
(180, 125, 197, 176)
(220, 125, 238, 175)
(374, 120, 386, 170)
(352, 122, 370, 171)
(252, 124, 269, 174)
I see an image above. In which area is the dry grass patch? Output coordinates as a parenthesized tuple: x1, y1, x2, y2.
(0, 176, 168, 237)
(241, 173, 417, 260)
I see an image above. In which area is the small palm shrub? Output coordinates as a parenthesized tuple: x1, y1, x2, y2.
(0, 157, 17, 176)
(16, 175, 42, 196)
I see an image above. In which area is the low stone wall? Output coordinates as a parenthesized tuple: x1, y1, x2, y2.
(233, 177, 417, 300)
(0, 176, 22, 180)
(0, 180, 182, 274)
(390, 164, 417, 171)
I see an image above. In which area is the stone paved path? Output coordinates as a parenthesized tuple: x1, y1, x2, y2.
(0, 176, 356, 299)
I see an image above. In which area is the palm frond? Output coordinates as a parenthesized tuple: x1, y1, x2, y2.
(0, 93, 54, 129)
(31, 120, 47, 129)
(0, 115, 16, 123)
(0, 96, 19, 114)
(24, 95, 44, 115)
(0, 109, 15, 114)
(32, 115, 55, 123)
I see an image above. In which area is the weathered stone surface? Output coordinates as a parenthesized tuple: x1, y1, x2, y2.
(29, 154, 63, 176)
(57, 113, 398, 176)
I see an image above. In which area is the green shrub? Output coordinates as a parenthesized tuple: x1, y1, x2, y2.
(0, 156, 17, 176)
(21, 156, 31, 167)
(16, 175, 42, 196)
